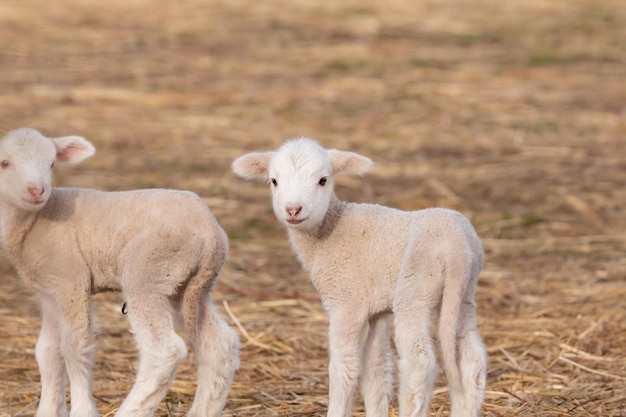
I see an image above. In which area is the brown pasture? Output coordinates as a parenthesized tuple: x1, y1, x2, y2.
(0, 0, 625, 416)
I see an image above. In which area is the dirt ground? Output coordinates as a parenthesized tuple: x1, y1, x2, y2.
(1, 0, 625, 416)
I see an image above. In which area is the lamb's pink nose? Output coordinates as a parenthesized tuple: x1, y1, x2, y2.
(28, 184, 45, 199)
(286, 206, 302, 218)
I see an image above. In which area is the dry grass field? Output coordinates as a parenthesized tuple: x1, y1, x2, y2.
(1, 0, 625, 416)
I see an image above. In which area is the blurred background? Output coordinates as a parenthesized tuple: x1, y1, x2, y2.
(1, 1, 624, 416)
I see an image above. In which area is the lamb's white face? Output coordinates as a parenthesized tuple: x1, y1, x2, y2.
(0, 129, 57, 211)
(232, 137, 373, 232)
(268, 141, 334, 230)
(0, 128, 95, 212)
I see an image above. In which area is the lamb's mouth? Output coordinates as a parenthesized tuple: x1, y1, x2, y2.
(286, 218, 307, 225)
(23, 198, 45, 206)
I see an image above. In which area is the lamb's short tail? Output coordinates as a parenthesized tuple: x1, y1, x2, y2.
(181, 233, 228, 348)
(437, 252, 472, 393)
(181, 265, 218, 347)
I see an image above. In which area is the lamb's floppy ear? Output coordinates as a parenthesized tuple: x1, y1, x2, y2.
(50, 135, 96, 166)
(232, 152, 274, 181)
(328, 149, 373, 176)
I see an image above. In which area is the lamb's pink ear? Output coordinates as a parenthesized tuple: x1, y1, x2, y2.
(232, 152, 274, 181)
(50, 135, 96, 166)
(328, 149, 373, 176)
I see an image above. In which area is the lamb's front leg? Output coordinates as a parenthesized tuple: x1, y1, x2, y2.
(360, 314, 393, 417)
(39, 292, 99, 417)
(58, 295, 99, 417)
(35, 296, 69, 417)
(326, 308, 369, 417)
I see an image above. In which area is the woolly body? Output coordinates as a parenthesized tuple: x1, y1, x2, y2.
(232, 138, 487, 417)
(5, 188, 222, 297)
(0, 128, 239, 417)
(290, 198, 480, 316)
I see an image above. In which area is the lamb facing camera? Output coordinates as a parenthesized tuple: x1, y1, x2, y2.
(232, 137, 486, 417)
(0, 128, 239, 417)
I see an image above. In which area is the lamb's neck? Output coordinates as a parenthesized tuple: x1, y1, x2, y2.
(0, 202, 39, 257)
(288, 194, 346, 245)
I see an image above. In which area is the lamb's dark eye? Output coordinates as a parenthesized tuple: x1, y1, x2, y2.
(319, 177, 327, 186)
(0, 160, 9, 169)
(271, 178, 278, 187)
(50, 161, 55, 169)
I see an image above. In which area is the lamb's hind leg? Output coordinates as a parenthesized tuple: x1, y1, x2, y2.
(449, 300, 486, 417)
(394, 304, 438, 417)
(115, 293, 187, 417)
(187, 296, 239, 417)
(359, 314, 392, 417)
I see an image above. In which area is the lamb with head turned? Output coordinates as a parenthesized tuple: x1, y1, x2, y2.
(0, 127, 239, 417)
(232, 137, 486, 417)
